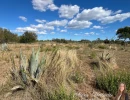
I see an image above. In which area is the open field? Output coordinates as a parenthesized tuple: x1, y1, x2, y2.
(0, 42, 130, 100)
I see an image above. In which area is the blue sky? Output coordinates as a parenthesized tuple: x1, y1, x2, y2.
(0, 0, 130, 40)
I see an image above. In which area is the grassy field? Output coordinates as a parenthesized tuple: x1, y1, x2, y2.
(0, 42, 130, 100)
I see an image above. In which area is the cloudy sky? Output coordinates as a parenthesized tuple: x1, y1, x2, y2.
(0, 0, 130, 40)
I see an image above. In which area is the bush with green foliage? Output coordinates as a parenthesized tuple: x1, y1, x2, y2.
(19, 31, 37, 43)
(0, 28, 19, 43)
(52, 38, 69, 43)
(96, 70, 130, 95)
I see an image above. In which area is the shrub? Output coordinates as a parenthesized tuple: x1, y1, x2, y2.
(19, 31, 37, 43)
(96, 70, 130, 95)
(0, 28, 19, 43)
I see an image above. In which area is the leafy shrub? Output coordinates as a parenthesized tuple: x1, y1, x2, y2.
(0, 28, 19, 43)
(19, 31, 37, 43)
(96, 70, 130, 95)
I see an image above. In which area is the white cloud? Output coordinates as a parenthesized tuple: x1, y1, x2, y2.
(99, 13, 130, 24)
(57, 28, 60, 31)
(32, 0, 58, 12)
(74, 33, 80, 36)
(67, 19, 92, 29)
(35, 19, 46, 23)
(15, 23, 55, 34)
(59, 5, 80, 19)
(101, 30, 105, 33)
(15, 27, 37, 33)
(46, 19, 68, 27)
(51, 32, 55, 34)
(114, 10, 122, 14)
(37, 30, 47, 34)
(85, 32, 95, 35)
(48, 4, 59, 11)
(15, 26, 47, 34)
(31, 24, 44, 29)
(31, 24, 54, 30)
(76, 7, 130, 24)
(92, 25, 103, 29)
(76, 7, 111, 21)
(19, 16, 27, 22)
(60, 29, 67, 32)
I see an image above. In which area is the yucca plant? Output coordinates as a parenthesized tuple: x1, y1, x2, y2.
(10, 48, 46, 90)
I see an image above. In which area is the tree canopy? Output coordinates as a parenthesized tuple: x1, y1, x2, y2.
(0, 28, 19, 43)
(19, 31, 37, 43)
(116, 26, 130, 41)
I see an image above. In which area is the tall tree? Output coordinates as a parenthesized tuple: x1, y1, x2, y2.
(20, 31, 37, 43)
(0, 28, 19, 43)
(116, 26, 130, 47)
(116, 26, 130, 42)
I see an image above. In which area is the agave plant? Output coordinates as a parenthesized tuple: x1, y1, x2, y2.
(28, 48, 46, 83)
(11, 48, 46, 88)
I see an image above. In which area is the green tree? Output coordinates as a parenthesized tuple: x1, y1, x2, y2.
(116, 26, 130, 47)
(20, 31, 37, 43)
(0, 28, 19, 43)
(116, 26, 130, 42)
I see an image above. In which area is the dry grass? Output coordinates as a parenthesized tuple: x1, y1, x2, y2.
(0, 45, 82, 100)
(0, 43, 130, 100)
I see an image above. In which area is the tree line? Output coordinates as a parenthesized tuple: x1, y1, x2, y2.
(0, 26, 130, 44)
(0, 28, 37, 43)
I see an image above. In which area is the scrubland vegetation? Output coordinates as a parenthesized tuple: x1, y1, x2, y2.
(0, 26, 130, 100)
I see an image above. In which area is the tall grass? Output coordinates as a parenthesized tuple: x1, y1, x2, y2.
(41, 49, 80, 92)
(92, 50, 117, 71)
(45, 86, 77, 100)
(93, 50, 129, 96)
(2, 48, 80, 100)
(95, 70, 130, 96)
